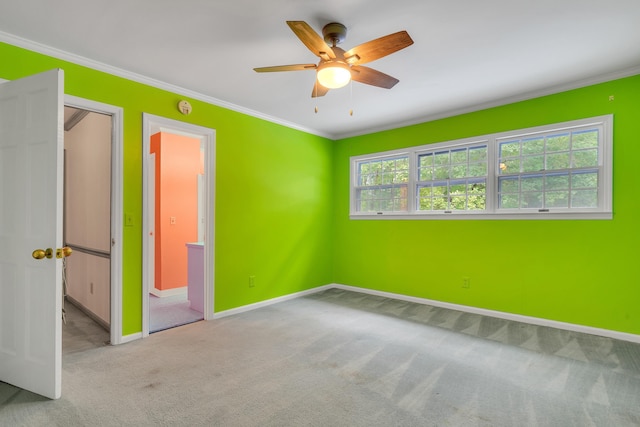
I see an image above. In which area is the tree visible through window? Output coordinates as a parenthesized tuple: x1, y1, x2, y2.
(355, 155, 409, 212)
(417, 145, 488, 211)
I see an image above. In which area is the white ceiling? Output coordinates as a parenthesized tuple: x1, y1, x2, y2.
(2, 1, 640, 139)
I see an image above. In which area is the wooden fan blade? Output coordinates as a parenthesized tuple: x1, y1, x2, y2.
(254, 64, 317, 72)
(344, 31, 414, 65)
(311, 81, 330, 98)
(351, 65, 399, 89)
(287, 21, 336, 61)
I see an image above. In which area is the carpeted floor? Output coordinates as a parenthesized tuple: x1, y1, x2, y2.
(1, 288, 640, 426)
(149, 293, 204, 333)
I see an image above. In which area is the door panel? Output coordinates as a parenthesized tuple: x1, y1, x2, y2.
(0, 69, 64, 399)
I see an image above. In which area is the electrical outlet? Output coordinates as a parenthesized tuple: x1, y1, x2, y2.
(170, 216, 176, 225)
(462, 277, 470, 288)
(249, 275, 256, 288)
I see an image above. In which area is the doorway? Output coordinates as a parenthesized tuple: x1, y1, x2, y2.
(63, 95, 124, 346)
(62, 106, 111, 350)
(142, 114, 216, 336)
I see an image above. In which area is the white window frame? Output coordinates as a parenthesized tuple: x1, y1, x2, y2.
(350, 115, 613, 220)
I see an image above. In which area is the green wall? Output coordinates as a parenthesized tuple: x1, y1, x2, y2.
(0, 42, 334, 336)
(333, 75, 640, 335)
(3, 39, 638, 338)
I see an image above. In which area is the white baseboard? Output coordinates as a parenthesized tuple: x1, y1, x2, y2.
(118, 332, 143, 344)
(131, 282, 640, 345)
(330, 283, 640, 344)
(149, 286, 187, 298)
(212, 285, 334, 319)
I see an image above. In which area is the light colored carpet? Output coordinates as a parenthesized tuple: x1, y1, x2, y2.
(149, 293, 203, 333)
(1, 288, 639, 426)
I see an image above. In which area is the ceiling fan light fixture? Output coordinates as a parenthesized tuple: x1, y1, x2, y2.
(317, 61, 351, 89)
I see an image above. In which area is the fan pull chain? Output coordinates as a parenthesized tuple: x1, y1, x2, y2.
(314, 79, 318, 113)
(349, 79, 354, 116)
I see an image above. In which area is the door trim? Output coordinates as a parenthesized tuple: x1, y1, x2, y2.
(142, 114, 216, 337)
(64, 95, 124, 345)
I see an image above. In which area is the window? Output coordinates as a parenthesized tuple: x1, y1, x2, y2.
(497, 128, 600, 211)
(417, 145, 488, 212)
(355, 155, 409, 213)
(350, 115, 612, 220)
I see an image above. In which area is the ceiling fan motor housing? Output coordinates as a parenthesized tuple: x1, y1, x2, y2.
(322, 22, 347, 46)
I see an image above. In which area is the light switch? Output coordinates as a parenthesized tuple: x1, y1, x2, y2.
(170, 216, 176, 225)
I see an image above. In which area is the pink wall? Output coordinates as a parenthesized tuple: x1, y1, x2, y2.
(150, 132, 201, 291)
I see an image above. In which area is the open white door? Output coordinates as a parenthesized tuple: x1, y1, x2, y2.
(0, 69, 65, 399)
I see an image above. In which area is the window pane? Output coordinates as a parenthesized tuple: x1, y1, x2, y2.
(545, 174, 569, 191)
(434, 165, 449, 179)
(499, 159, 519, 174)
(450, 196, 466, 210)
(468, 195, 486, 210)
(572, 129, 598, 149)
(546, 191, 569, 208)
(500, 194, 519, 208)
(468, 182, 485, 195)
(547, 133, 570, 152)
(419, 167, 433, 181)
(522, 155, 544, 172)
(355, 156, 409, 213)
(419, 198, 432, 210)
(434, 151, 450, 165)
(450, 183, 466, 194)
(418, 186, 432, 198)
(469, 146, 487, 162)
(451, 164, 468, 179)
(433, 197, 448, 210)
(451, 148, 468, 164)
(433, 185, 448, 196)
(521, 176, 543, 192)
(572, 171, 598, 189)
(572, 149, 598, 168)
(521, 192, 543, 208)
(499, 177, 519, 193)
(469, 162, 487, 176)
(571, 189, 598, 208)
(522, 137, 545, 155)
(419, 154, 433, 167)
(500, 141, 520, 157)
(395, 170, 409, 183)
(546, 152, 570, 170)
(396, 158, 409, 170)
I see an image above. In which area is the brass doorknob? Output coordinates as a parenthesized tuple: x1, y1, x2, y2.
(32, 247, 72, 260)
(57, 247, 73, 258)
(32, 248, 54, 259)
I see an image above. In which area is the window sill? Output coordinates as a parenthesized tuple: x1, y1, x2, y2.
(349, 211, 613, 220)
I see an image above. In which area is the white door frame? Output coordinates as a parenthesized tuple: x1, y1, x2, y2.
(141, 114, 216, 337)
(64, 95, 124, 345)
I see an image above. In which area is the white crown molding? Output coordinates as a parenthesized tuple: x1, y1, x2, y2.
(0, 30, 333, 140)
(3, 30, 638, 142)
(334, 65, 640, 140)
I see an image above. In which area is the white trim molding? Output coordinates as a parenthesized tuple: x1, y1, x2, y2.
(0, 31, 333, 140)
(213, 283, 640, 344)
(331, 284, 640, 344)
(213, 285, 334, 319)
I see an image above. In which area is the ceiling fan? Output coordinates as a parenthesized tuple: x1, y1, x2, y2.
(254, 21, 414, 98)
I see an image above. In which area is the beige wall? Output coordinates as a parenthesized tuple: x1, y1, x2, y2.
(64, 111, 111, 325)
